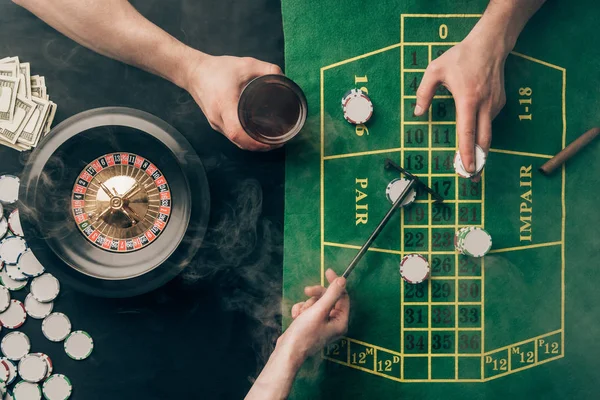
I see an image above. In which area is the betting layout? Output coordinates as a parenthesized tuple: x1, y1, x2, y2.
(318, 14, 565, 382)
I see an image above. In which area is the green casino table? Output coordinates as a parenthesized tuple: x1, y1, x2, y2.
(282, 1, 600, 399)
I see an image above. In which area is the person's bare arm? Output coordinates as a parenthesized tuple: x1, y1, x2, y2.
(414, 0, 546, 176)
(13, 0, 282, 151)
(246, 269, 349, 400)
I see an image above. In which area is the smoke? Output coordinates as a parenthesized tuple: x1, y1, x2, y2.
(182, 177, 284, 377)
(18, 151, 75, 241)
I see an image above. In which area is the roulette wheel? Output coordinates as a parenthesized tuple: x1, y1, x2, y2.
(19, 107, 210, 297)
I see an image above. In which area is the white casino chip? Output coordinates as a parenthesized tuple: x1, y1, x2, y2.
(400, 254, 430, 284)
(42, 313, 71, 342)
(24, 294, 53, 320)
(0, 175, 19, 204)
(0, 299, 27, 329)
(30, 274, 59, 303)
(0, 357, 17, 385)
(341, 89, 373, 125)
(0, 269, 27, 291)
(6, 264, 28, 282)
(1, 332, 30, 361)
(0, 217, 8, 240)
(42, 374, 72, 400)
(18, 355, 47, 383)
(0, 286, 10, 313)
(460, 228, 492, 258)
(453, 145, 487, 178)
(31, 353, 52, 380)
(8, 210, 23, 237)
(385, 178, 417, 207)
(12, 381, 41, 400)
(0, 236, 27, 265)
(0, 360, 9, 383)
(17, 250, 45, 278)
(64, 331, 93, 361)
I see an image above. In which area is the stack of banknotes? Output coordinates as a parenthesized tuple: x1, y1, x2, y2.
(0, 56, 57, 151)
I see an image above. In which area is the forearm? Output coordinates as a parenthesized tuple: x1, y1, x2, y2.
(12, 0, 203, 88)
(245, 341, 304, 400)
(468, 0, 546, 53)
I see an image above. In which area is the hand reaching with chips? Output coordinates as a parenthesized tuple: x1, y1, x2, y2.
(413, 0, 546, 178)
(414, 34, 507, 177)
(184, 53, 284, 151)
(246, 269, 349, 400)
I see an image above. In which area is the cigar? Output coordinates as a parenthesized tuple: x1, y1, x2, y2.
(539, 127, 600, 175)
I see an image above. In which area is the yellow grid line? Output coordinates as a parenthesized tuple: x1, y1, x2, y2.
(427, 43, 433, 379)
(488, 241, 562, 254)
(323, 148, 403, 160)
(488, 148, 553, 159)
(484, 329, 563, 356)
(510, 51, 566, 72)
(398, 15, 404, 379)
(323, 242, 463, 256)
(404, 95, 453, 99)
(561, 68, 566, 356)
(455, 142, 460, 378)
(403, 42, 460, 46)
(406, 121, 456, 125)
(481, 168, 486, 364)
(416, 199, 481, 204)
(405, 301, 481, 306)
(403, 14, 482, 17)
(483, 355, 564, 381)
(405, 327, 481, 331)
(320, 68, 325, 286)
(322, 43, 402, 70)
(342, 336, 402, 356)
(400, 14, 405, 379)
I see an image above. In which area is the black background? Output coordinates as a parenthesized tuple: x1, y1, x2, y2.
(0, 0, 285, 398)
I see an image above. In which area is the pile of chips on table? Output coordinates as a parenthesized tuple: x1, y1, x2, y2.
(0, 175, 93, 399)
(0, 56, 57, 152)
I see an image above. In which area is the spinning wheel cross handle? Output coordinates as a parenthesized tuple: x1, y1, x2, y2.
(384, 158, 444, 204)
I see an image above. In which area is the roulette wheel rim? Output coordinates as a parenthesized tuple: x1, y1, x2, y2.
(19, 107, 210, 297)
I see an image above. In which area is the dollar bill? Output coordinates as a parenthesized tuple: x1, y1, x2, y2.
(31, 86, 43, 98)
(0, 63, 17, 78)
(0, 58, 57, 151)
(0, 137, 26, 152)
(0, 76, 19, 122)
(43, 101, 57, 136)
(19, 96, 49, 146)
(31, 74, 47, 98)
(0, 94, 35, 144)
(0, 56, 19, 64)
(19, 63, 31, 99)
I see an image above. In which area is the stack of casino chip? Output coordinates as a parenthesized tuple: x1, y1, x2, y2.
(454, 227, 492, 258)
(454, 145, 487, 178)
(341, 88, 373, 125)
